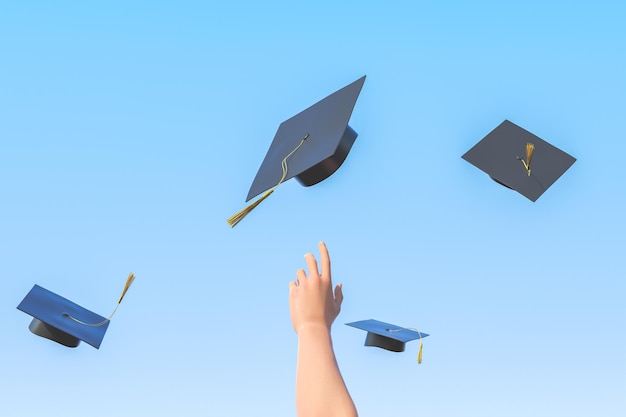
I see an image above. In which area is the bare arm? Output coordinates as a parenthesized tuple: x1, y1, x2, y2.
(289, 242, 358, 417)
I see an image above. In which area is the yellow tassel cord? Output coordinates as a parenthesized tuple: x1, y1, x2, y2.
(387, 327, 425, 364)
(227, 133, 309, 227)
(63, 273, 136, 327)
(520, 142, 535, 176)
(226, 189, 274, 228)
(417, 341, 423, 364)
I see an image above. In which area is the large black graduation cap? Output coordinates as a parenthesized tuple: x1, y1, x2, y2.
(227, 76, 366, 227)
(462, 120, 576, 201)
(246, 75, 366, 202)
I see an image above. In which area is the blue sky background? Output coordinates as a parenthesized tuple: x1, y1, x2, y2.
(1, 1, 624, 416)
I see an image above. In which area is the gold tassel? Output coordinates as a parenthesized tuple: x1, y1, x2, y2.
(417, 341, 423, 364)
(227, 189, 275, 227)
(118, 272, 136, 304)
(525, 142, 535, 176)
(227, 133, 309, 228)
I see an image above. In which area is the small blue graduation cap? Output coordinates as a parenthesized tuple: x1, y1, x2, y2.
(17, 274, 135, 349)
(346, 319, 429, 356)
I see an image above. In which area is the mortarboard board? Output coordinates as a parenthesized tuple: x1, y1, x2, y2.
(346, 319, 429, 362)
(462, 120, 576, 202)
(17, 273, 135, 349)
(227, 75, 366, 227)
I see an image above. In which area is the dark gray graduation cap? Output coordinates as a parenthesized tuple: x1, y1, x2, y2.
(246, 75, 366, 201)
(227, 76, 366, 226)
(462, 120, 576, 201)
(346, 319, 429, 352)
(17, 275, 134, 349)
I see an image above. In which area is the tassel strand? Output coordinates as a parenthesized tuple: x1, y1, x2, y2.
(227, 134, 309, 227)
(63, 273, 136, 327)
(519, 142, 535, 176)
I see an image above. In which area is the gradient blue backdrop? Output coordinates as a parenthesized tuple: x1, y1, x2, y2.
(1, 1, 624, 416)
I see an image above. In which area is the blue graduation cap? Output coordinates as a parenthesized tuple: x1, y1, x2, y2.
(17, 273, 135, 349)
(347, 319, 429, 362)
(227, 76, 366, 227)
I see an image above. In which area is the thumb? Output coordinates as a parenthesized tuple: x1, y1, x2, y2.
(334, 283, 344, 309)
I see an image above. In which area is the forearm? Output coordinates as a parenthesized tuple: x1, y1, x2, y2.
(295, 324, 358, 417)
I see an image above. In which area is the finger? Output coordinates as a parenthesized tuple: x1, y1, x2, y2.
(318, 241, 331, 282)
(334, 283, 344, 309)
(289, 281, 297, 300)
(304, 252, 320, 279)
(295, 268, 307, 285)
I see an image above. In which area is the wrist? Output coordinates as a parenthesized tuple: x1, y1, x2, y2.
(296, 322, 331, 336)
